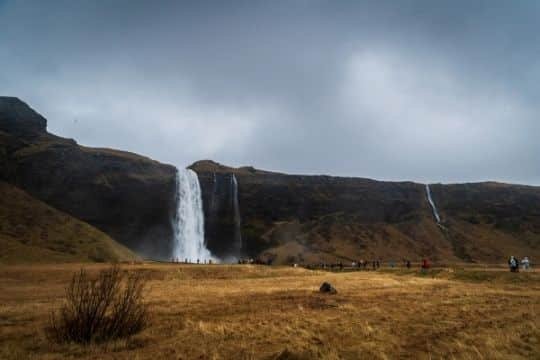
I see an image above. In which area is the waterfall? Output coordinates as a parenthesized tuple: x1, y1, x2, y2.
(425, 184, 441, 223)
(210, 172, 217, 212)
(173, 168, 213, 262)
(231, 174, 242, 256)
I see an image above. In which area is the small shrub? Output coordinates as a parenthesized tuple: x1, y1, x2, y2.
(47, 265, 148, 344)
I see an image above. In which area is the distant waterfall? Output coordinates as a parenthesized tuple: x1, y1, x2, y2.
(210, 172, 217, 212)
(425, 184, 441, 223)
(231, 174, 242, 256)
(173, 169, 213, 262)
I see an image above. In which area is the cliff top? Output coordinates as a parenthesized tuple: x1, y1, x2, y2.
(0, 97, 47, 136)
(189, 160, 280, 176)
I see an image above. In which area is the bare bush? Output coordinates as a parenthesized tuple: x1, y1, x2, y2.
(47, 265, 148, 343)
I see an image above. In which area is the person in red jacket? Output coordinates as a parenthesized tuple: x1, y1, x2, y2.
(421, 258, 430, 273)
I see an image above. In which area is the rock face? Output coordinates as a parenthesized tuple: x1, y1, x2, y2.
(429, 183, 540, 262)
(0, 97, 47, 136)
(191, 160, 540, 264)
(0, 97, 177, 259)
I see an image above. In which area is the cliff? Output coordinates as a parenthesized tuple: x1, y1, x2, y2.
(2, 97, 538, 264)
(191, 160, 540, 264)
(0, 97, 177, 259)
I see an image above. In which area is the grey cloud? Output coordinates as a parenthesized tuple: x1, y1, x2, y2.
(1, 0, 539, 184)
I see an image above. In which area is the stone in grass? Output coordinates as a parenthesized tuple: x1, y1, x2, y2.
(319, 282, 337, 294)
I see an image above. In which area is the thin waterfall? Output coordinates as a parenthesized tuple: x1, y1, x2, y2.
(231, 174, 242, 256)
(425, 184, 441, 223)
(210, 172, 217, 212)
(173, 168, 213, 262)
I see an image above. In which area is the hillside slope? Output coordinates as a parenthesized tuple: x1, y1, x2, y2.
(0, 97, 177, 259)
(0, 181, 138, 264)
(191, 160, 540, 264)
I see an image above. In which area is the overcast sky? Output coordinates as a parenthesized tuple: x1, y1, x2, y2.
(1, 0, 539, 184)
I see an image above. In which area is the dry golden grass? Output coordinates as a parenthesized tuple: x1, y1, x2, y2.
(0, 182, 138, 264)
(0, 263, 538, 359)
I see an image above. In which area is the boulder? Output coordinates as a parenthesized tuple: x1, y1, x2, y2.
(319, 282, 337, 294)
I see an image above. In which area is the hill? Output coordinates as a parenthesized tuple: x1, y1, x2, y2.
(0, 97, 177, 259)
(1, 97, 539, 264)
(0, 181, 138, 264)
(191, 161, 540, 264)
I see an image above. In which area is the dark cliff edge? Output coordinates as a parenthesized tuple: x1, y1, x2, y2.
(0, 97, 177, 260)
(191, 160, 540, 264)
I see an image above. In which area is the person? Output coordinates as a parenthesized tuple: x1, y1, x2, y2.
(421, 258, 430, 274)
(406, 260, 411, 269)
(522, 257, 530, 271)
(508, 256, 518, 272)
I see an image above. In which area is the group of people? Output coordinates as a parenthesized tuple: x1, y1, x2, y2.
(238, 258, 272, 265)
(309, 260, 381, 271)
(171, 258, 214, 265)
(351, 259, 381, 270)
(170, 256, 533, 272)
(307, 259, 425, 271)
(508, 256, 531, 272)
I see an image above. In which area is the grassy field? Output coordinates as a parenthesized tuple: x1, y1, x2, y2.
(0, 263, 538, 359)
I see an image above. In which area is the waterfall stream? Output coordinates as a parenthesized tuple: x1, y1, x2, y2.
(173, 168, 213, 262)
(231, 174, 242, 257)
(425, 184, 441, 223)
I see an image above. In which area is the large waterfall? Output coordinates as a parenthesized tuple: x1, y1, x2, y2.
(425, 184, 441, 223)
(231, 174, 242, 256)
(173, 168, 213, 262)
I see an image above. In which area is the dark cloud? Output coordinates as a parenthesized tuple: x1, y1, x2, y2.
(1, 0, 539, 184)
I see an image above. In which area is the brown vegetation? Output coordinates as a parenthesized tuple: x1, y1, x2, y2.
(0, 181, 139, 264)
(47, 266, 147, 344)
(0, 263, 538, 359)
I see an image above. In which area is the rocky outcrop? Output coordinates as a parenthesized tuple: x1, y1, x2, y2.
(0, 97, 177, 259)
(0, 97, 47, 136)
